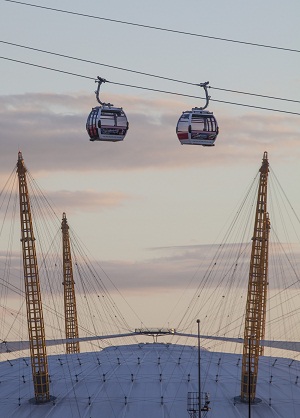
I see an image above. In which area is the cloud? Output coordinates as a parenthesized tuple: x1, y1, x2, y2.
(2, 241, 300, 335)
(45, 189, 131, 213)
(1, 92, 300, 174)
(54, 242, 300, 293)
(0, 187, 132, 220)
(2, 241, 300, 297)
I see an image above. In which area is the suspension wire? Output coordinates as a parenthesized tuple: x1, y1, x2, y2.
(69, 227, 142, 335)
(13, 165, 141, 343)
(0, 55, 93, 80)
(209, 86, 300, 104)
(0, 174, 120, 346)
(70, 230, 145, 332)
(0, 274, 102, 340)
(0, 172, 18, 342)
(1, 40, 299, 105)
(173, 162, 300, 356)
(0, 40, 194, 87)
(1, 55, 300, 116)
(4, 0, 300, 54)
(27, 170, 138, 338)
(0, 165, 141, 351)
(176, 173, 259, 332)
(270, 167, 300, 228)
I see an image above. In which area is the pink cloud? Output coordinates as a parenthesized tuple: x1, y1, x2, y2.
(49, 189, 131, 213)
(0, 92, 299, 175)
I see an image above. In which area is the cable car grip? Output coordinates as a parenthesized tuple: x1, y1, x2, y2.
(95, 76, 113, 107)
(198, 81, 210, 110)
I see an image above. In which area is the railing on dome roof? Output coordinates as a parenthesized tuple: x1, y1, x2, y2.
(134, 328, 176, 342)
(187, 320, 211, 418)
(187, 392, 211, 418)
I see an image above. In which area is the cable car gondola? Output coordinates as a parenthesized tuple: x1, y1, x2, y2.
(176, 82, 219, 146)
(86, 77, 129, 142)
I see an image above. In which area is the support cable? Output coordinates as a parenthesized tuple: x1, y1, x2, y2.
(3, 0, 300, 54)
(1, 40, 299, 104)
(1, 55, 300, 116)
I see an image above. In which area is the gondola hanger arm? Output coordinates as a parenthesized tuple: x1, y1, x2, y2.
(197, 81, 210, 110)
(95, 76, 113, 107)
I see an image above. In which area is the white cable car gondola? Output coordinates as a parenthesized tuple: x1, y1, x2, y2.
(86, 77, 129, 142)
(176, 82, 219, 146)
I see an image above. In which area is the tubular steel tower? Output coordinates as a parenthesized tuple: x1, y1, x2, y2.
(16, 151, 50, 403)
(240, 151, 271, 403)
(61, 212, 80, 354)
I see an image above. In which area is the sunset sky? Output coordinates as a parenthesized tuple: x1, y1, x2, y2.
(1, 0, 300, 330)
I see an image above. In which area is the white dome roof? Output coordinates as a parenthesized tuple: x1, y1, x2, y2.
(1, 342, 299, 417)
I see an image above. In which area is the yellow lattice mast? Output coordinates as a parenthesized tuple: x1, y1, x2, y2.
(16, 151, 50, 403)
(240, 151, 271, 402)
(61, 212, 80, 354)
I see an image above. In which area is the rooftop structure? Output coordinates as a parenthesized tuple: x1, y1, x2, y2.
(1, 152, 300, 417)
(0, 342, 299, 418)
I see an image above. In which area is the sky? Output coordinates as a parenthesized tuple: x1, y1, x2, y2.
(1, 0, 300, 335)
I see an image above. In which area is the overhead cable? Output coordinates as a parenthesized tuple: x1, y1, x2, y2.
(1, 40, 300, 105)
(1, 55, 300, 116)
(4, 0, 300, 54)
(209, 86, 300, 105)
(0, 40, 194, 86)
